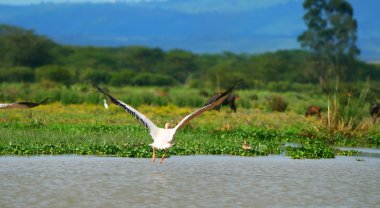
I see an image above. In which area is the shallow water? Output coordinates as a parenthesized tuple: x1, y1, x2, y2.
(339, 147, 380, 158)
(0, 155, 379, 208)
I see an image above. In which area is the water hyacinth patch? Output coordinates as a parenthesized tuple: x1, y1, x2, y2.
(285, 141, 335, 159)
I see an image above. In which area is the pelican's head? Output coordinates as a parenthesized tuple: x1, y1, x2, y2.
(165, 123, 171, 129)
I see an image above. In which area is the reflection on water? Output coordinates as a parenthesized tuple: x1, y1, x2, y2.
(1, 155, 379, 208)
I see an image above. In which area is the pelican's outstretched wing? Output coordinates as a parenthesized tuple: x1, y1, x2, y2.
(0, 98, 49, 109)
(174, 83, 236, 131)
(95, 86, 159, 133)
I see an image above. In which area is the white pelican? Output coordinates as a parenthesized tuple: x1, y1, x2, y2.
(103, 99, 109, 110)
(0, 98, 49, 109)
(95, 84, 236, 163)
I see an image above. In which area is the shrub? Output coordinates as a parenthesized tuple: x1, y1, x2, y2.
(61, 89, 83, 104)
(267, 95, 288, 112)
(0, 66, 34, 82)
(326, 86, 368, 133)
(35, 65, 73, 85)
(109, 69, 135, 86)
(170, 88, 204, 107)
(79, 68, 111, 84)
(132, 73, 179, 86)
(267, 81, 291, 92)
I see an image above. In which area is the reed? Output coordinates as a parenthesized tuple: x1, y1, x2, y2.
(325, 78, 369, 135)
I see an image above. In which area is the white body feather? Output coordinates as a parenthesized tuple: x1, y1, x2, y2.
(150, 128, 176, 149)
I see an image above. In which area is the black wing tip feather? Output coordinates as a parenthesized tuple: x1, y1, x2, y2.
(16, 97, 49, 106)
(94, 85, 150, 129)
(94, 85, 123, 108)
(94, 85, 118, 103)
(94, 85, 107, 95)
(215, 81, 239, 101)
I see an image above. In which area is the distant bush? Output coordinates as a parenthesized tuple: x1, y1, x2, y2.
(236, 91, 255, 109)
(109, 69, 136, 86)
(170, 89, 204, 107)
(267, 81, 291, 92)
(249, 94, 258, 100)
(239, 97, 251, 109)
(58, 87, 84, 104)
(0, 66, 34, 82)
(132, 73, 179, 86)
(291, 83, 320, 93)
(79, 68, 111, 84)
(267, 95, 288, 112)
(35, 65, 73, 85)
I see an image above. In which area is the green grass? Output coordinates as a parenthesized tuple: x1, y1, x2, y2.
(0, 101, 379, 159)
(0, 82, 326, 111)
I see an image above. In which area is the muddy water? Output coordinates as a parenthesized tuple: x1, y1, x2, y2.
(0, 155, 379, 208)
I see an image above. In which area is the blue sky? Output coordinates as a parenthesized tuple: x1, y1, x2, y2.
(0, 0, 298, 11)
(0, 0, 131, 3)
(0, 0, 289, 4)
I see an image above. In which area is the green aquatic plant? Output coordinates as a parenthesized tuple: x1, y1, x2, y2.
(335, 149, 359, 156)
(285, 140, 335, 159)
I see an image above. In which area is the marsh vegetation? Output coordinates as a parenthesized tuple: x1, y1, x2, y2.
(0, 84, 378, 159)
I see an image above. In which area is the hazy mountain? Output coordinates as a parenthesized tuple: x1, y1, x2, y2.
(0, 0, 378, 61)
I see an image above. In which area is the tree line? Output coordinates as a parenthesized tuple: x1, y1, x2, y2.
(0, 24, 379, 89)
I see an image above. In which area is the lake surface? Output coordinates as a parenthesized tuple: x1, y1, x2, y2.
(1, 155, 379, 208)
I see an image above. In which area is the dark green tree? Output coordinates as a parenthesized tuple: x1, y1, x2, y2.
(158, 49, 199, 84)
(298, 0, 360, 82)
(0, 25, 58, 67)
(118, 46, 164, 72)
(109, 69, 136, 86)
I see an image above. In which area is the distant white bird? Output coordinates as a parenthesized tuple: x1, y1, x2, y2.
(95, 84, 236, 163)
(103, 99, 109, 110)
(0, 98, 49, 109)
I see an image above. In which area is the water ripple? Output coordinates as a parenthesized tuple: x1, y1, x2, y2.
(0, 155, 379, 208)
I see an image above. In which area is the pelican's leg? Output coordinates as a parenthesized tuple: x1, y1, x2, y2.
(152, 147, 156, 164)
(160, 148, 169, 164)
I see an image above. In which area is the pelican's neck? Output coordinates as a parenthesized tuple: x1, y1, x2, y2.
(165, 123, 171, 129)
